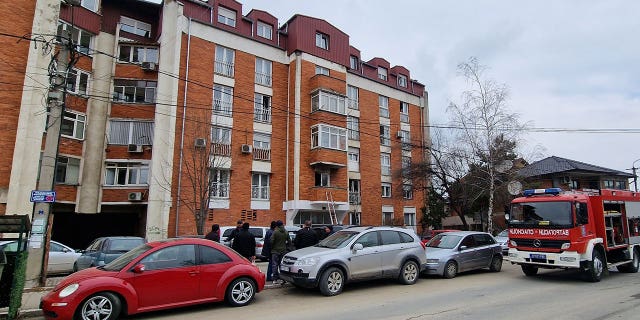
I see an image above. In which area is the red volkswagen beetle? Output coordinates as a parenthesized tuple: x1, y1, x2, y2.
(41, 238, 265, 319)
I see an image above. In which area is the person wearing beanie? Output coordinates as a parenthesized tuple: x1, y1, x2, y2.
(205, 224, 220, 242)
(232, 222, 256, 262)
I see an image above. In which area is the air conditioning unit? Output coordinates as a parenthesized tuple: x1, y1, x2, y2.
(241, 144, 253, 154)
(194, 138, 207, 148)
(128, 192, 143, 201)
(128, 144, 143, 153)
(141, 62, 157, 71)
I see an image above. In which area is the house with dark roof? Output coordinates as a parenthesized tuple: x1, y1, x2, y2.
(517, 156, 634, 191)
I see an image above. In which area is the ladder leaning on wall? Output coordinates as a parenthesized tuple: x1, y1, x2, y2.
(326, 191, 338, 225)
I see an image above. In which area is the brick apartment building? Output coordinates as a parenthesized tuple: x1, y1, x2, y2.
(0, 0, 429, 248)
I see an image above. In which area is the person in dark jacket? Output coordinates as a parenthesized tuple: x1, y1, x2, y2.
(205, 224, 220, 242)
(262, 221, 276, 281)
(294, 220, 319, 249)
(225, 220, 243, 245)
(232, 222, 256, 262)
(318, 225, 333, 240)
(270, 220, 290, 285)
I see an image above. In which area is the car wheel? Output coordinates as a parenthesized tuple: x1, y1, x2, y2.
(398, 260, 419, 285)
(617, 248, 639, 273)
(75, 292, 121, 320)
(489, 255, 503, 272)
(521, 264, 538, 276)
(443, 260, 457, 279)
(226, 277, 256, 307)
(319, 267, 344, 296)
(584, 249, 604, 282)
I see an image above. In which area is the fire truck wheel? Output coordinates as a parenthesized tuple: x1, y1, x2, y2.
(585, 249, 604, 282)
(489, 255, 502, 272)
(443, 261, 458, 279)
(617, 248, 639, 273)
(521, 265, 538, 276)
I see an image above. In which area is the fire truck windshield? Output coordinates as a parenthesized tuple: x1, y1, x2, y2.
(510, 201, 573, 227)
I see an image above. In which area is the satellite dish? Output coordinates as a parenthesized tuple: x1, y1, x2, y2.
(508, 181, 523, 195)
(495, 160, 514, 173)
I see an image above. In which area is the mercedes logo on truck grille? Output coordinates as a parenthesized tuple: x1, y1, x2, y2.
(533, 239, 542, 248)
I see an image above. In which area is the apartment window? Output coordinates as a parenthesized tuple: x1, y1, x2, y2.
(400, 102, 410, 123)
(349, 179, 361, 205)
(349, 55, 359, 70)
(55, 156, 80, 184)
(311, 125, 347, 151)
(398, 74, 408, 88)
(315, 171, 330, 187)
(57, 22, 93, 55)
(66, 69, 89, 96)
(382, 183, 392, 198)
(379, 95, 389, 118)
(404, 211, 416, 226)
(217, 7, 236, 27)
(402, 156, 412, 170)
(254, 93, 271, 123)
(81, 0, 97, 12)
(350, 212, 361, 226)
(213, 84, 233, 116)
(403, 184, 413, 200)
(347, 116, 359, 140)
(215, 45, 235, 77)
(120, 16, 151, 38)
(61, 111, 86, 140)
(347, 85, 359, 110)
(253, 133, 271, 150)
(108, 120, 154, 145)
(118, 45, 158, 63)
(383, 210, 394, 225)
(378, 67, 388, 81)
(105, 162, 149, 186)
(252, 173, 270, 200)
(348, 147, 360, 172)
(113, 79, 156, 103)
(399, 130, 411, 150)
(315, 65, 330, 76)
(381, 153, 391, 176)
(255, 58, 272, 86)
(316, 32, 329, 49)
(257, 21, 272, 39)
(211, 169, 230, 198)
(311, 90, 346, 115)
(211, 126, 231, 144)
(380, 125, 390, 146)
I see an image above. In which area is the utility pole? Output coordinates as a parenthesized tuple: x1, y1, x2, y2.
(24, 36, 71, 287)
(628, 158, 640, 193)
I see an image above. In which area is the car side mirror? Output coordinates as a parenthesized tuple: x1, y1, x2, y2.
(352, 243, 364, 251)
(132, 264, 146, 273)
(459, 245, 468, 251)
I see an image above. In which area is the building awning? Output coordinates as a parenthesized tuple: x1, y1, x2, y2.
(310, 161, 346, 168)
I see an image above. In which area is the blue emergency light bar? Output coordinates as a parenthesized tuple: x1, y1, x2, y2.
(523, 188, 562, 196)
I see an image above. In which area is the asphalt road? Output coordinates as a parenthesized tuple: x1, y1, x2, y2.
(123, 262, 640, 320)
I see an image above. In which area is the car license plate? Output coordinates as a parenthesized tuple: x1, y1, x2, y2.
(279, 265, 288, 272)
(530, 254, 546, 260)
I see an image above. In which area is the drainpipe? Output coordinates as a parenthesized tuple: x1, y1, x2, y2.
(175, 18, 192, 236)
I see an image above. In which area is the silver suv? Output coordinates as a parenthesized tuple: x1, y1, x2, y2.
(278, 226, 427, 296)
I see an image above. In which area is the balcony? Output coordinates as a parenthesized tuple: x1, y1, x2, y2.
(213, 99, 232, 116)
(212, 143, 231, 156)
(254, 107, 271, 123)
(255, 72, 272, 87)
(253, 147, 270, 161)
(214, 61, 234, 77)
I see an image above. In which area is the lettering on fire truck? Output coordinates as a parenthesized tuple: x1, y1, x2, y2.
(510, 229, 569, 237)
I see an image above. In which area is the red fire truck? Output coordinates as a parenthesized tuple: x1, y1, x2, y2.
(507, 188, 640, 282)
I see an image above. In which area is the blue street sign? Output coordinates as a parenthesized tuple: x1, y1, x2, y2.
(30, 190, 56, 203)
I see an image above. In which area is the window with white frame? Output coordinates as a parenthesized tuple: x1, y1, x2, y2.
(57, 21, 93, 55)
(349, 179, 361, 204)
(348, 147, 360, 172)
(253, 133, 271, 149)
(380, 125, 390, 146)
(315, 32, 329, 49)
(315, 65, 330, 76)
(217, 6, 236, 27)
(210, 169, 230, 198)
(311, 124, 347, 151)
(254, 93, 271, 123)
(399, 130, 411, 150)
(118, 45, 158, 63)
(120, 16, 151, 38)
(347, 116, 359, 140)
(104, 162, 149, 186)
(257, 21, 272, 39)
(211, 126, 231, 144)
(383, 209, 394, 225)
(55, 156, 80, 184)
(213, 84, 233, 116)
(215, 45, 235, 77)
(381, 153, 391, 176)
(382, 183, 392, 198)
(379, 95, 389, 118)
(402, 156, 412, 170)
(66, 68, 89, 96)
(403, 184, 413, 200)
(108, 120, 154, 145)
(255, 57, 272, 86)
(347, 85, 359, 110)
(349, 55, 358, 70)
(113, 79, 156, 103)
(350, 212, 361, 225)
(315, 170, 330, 187)
(61, 111, 86, 140)
(398, 74, 407, 88)
(311, 90, 346, 114)
(404, 210, 416, 226)
(378, 67, 388, 81)
(252, 173, 270, 200)
(81, 0, 97, 12)
(400, 102, 409, 123)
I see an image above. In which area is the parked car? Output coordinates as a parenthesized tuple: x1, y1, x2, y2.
(0, 240, 80, 275)
(41, 238, 265, 319)
(221, 226, 270, 261)
(74, 236, 146, 271)
(423, 231, 503, 279)
(494, 229, 509, 255)
(420, 229, 459, 245)
(278, 226, 427, 296)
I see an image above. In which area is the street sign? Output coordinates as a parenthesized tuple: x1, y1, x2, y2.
(30, 190, 56, 203)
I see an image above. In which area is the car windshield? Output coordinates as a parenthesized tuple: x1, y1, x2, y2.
(427, 234, 462, 249)
(497, 230, 508, 237)
(316, 231, 359, 249)
(107, 239, 145, 253)
(102, 244, 152, 271)
(510, 201, 573, 227)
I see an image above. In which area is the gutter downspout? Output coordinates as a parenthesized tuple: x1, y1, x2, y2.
(175, 18, 192, 236)
(285, 56, 290, 202)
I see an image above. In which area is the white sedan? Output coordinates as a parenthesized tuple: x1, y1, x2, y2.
(0, 240, 81, 275)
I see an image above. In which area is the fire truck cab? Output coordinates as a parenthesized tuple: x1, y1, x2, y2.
(507, 188, 640, 282)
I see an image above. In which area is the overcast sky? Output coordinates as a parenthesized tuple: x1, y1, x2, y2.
(239, 0, 640, 173)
